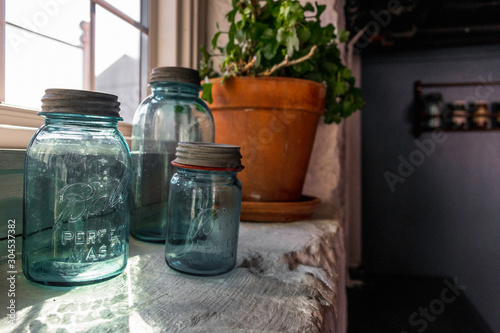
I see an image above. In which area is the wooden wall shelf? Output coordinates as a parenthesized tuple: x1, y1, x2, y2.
(413, 80, 500, 137)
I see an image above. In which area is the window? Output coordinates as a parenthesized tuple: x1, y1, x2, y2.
(0, 0, 204, 149)
(0, 0, 149, 148)
(92, 0, 149, 123)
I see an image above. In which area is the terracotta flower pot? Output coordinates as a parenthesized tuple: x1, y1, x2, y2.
(209, 76, 326, 202)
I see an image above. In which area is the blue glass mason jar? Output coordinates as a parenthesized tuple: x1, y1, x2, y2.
(165, 143, 243, 276)
(131, 67, 214, 243)
(23, 89, 131, 286)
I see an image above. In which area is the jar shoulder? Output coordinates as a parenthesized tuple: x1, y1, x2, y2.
(27, 125, 130, 157)
(136, 92, 211, 113)
(172, 171, 242, 187)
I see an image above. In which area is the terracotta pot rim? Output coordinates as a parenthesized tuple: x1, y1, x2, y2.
(208, 76, 325, 89)
(208, 76, 326, 116)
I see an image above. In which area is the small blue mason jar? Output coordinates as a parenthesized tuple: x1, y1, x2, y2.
(165, 142, 243, 276)
(23, 89, 131, 286)
(131, 67, 214, 243)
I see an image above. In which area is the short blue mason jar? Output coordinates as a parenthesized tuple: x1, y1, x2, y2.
(22, 89, 131, 286)
(131, 67, 215, 243)
(165, 143, 243, 276)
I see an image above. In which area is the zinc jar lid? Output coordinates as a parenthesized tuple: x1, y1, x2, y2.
(40, 89, 121, 117)
(149, 67, 201, 86)
(172, 142, 244, 171)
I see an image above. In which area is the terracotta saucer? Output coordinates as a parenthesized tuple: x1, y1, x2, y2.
(240, 195, 321, 222)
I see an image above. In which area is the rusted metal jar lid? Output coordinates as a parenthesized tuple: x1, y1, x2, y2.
(40, 88, 121, 117)
(149, 66, 201, 86)
(172, 142, 244, 172)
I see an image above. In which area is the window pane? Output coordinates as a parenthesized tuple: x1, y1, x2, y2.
(102, 0, 141, 22)
(5, 25, 83, 109)
(95, 6, 140, 123)
(6, 0, 89, 46)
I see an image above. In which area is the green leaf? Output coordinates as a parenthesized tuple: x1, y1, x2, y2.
(195, 104, 206, 113)
(262, 42, 279, 59)
(286, 29, 299, 56)
(321, 24, 336, 43)
(308, 22, 322, 44)
(281, 5, 290, 19)
(333, 81, 347, 96)
(228, 22, 236, 43)
(351, 87, 365, 109)
(244, 5, 254, 18)
(262, 28, 275, 40)
(236, 20, 245, 30)
(338, 29, 350, 43)
(297, 27, 311, 43)
(200, 45, 210, 63)
(325, 111, 342, 124)
(292, 60, 314, 74)
(174, 105, 184, 114)
(255, 50, 262, 67)
(276, 27, 287, 43)
(226, 7, 238, 23)
(235, 29, 247, 43)
(250, 23, 268, 40)
(199, 45, 215, 79)
(304, 2, 314, 12)
(315, 3, 326, 19)
(341, 100, 356, 117)
(201, 83, 213, 104)
(322, 61, 338, 72)
(271, 5, 280, 17)
(341, 68, 352, 79)
(303, 72, 323, 82)
(212, 31, 222, 50)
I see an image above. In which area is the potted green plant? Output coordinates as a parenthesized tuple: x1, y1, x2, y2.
(200, 0, 364, 213)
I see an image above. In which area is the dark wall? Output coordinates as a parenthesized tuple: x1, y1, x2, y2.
(362, 44, 500, 331)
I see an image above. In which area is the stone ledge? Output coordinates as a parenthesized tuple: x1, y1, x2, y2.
(0, 219, 346, 333)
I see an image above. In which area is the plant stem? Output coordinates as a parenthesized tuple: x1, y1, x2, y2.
(258, 45, 318, 76)
(240, 57, 256, 74)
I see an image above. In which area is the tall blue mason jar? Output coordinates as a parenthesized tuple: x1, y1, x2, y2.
(165, 143, 243, 276)
(23, 89, 131, 286)
(131, 67, 214, 243)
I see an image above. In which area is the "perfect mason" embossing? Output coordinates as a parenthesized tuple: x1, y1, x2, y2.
(61, 225, 127, 262)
